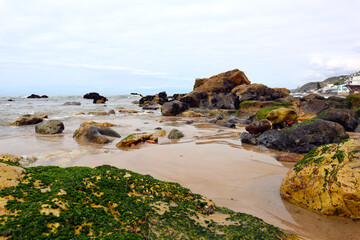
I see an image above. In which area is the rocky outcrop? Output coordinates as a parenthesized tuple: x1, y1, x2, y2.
(298, 93, 328, 114)
(27, 94, 48, 99)
(35, 120, 65, 134)
(161, 101, 188, 116)
(116, 133, 158, 148)
(168, 129, 184, 139)
(232, 84, 290, 108)
(73, 124, 120, 144)
(266, 108, 297, 127)
(83, 92, 108, 104)
(281, 139, 360, 219)
(180, 69, 250, 109)
(317, 108, 359, 131)
(11, 114, 47, 126)
(241, 119, 349, 153)
(139, 91, 168, 106)
(345, 93, 360, 110)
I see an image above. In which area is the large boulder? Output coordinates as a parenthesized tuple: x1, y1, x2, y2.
(298, 93, 328, 114)
(11, 114, 47, 126)
(345, 93, 360, 110)
(317, 108, 359, 131)
(35, 120, 64, 134)
(73, 124, 120, 144)
(180, 69, 250, 109)
(242, 119, 349, 153)
(161, 101, 188, 116)
(281, 139, 360, 219)
(83, 92, 108, 104)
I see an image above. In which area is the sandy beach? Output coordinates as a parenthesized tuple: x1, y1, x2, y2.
(1, 113, 360, 240)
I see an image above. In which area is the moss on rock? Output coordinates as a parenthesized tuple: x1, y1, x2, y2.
(0, 161, 298, 239)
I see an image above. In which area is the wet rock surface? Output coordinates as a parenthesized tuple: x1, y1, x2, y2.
(35, 120, 65, 134)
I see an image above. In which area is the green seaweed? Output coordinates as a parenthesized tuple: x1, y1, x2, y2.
(294, 147, 319, 172)
(332, 150, 345, 164)
(0, 164, 294, 239)
(255, 106, 286, 121)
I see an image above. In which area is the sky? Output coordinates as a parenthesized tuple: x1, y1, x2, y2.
(0, 0, 359, 95)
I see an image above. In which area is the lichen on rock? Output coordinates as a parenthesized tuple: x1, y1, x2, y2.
(281, 139, 360, 219)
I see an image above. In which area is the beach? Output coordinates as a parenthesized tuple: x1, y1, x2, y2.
(1, 95, 360, 239)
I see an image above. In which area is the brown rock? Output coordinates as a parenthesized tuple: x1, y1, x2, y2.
(116, 133, 158, 148)
(155, 130, 166, 137)
(11, 114, 46, 126)
(88, 112, 110, 116)
(181, 111, 203, 117)
(245, 119, 272, 136)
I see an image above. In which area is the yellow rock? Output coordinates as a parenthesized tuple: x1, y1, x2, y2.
(116, 133, 158, 148)
(155, 130, 166, 137)
(181, 111, 203, 117)
(280, 139, 360, 219)
(266, 108, 297, 125)
(0, 163, 25, 189)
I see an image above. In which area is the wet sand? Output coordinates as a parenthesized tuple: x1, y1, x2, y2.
(1, 115, 360, 240)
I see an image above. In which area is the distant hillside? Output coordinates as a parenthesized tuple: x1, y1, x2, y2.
(293, 75, 349, 93)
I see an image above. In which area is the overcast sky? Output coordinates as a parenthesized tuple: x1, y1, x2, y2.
(0, 0, 359, 95)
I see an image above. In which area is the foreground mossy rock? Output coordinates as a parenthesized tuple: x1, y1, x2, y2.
(0, 160, 298, 239)
(73, 124, 120, 144)
(266, 108, 297, 126)
(11, 114, 47, 126)
(317, 107, 359, 131)
(116, 133, 158, 148)
(345, 93, 360, 109)
(35, 120, 65, 134)
(281, 139, 360, 219)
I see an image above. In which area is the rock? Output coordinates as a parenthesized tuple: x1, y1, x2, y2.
(245, 119, 272, 136)
(0, 163, 25, 189)
(83, 92, 100, 99)
(317, 108, 359, 131)
(93, 96, 108, 104)
(161, 101, 188, 116)
(266, 108, 297, 126)
(213, 114, 224, 121)
(185, 120, 195, 124)
(326, 96, 350, 109)
(219, 123, 236, 128)
(116, 133, 158, 148)
(142, 105, 160, 110)
(75, 112, 85, 115)
(299, 94, 328, 114)
(233, 84, 290, 107)
(73, 124, 120, 144)
(181, 111, 203, 117)
(267, 119, 349, 153)
(139, 91, 168, 106)
(168, 129, 184, 139)
(256, 129, 281, 148)
(155, 130, 166, 137)
(240, 132, 258, 145)
(108, 109, 115, 115)
(227, 117, 239, 124)
(62, 101, 81, 106)
(80, 121, 117, 128)
(180, 69, 250, 108)
(35, 120, 65, 134)
(345, 93, 360, 110)
(237, 101, 284, 118)
(300, 93, 325, 101)
(11, 114, 46, 126)
(280, 139, 360, 219)
(27, 94, 48, 99)
(118, 109, 139, 114)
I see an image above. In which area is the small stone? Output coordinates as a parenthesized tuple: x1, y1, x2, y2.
(168, 129, 184, 139)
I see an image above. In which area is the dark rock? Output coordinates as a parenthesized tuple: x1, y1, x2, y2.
(317, 108, 359, 131)
(299, 98, 328, 114)
(240, 132, 258, 145)
(227, 117, 239, 124)
(154, 127, 162, 130)
(108, 110, 115, 115)
(139, 92, 168, 106)
(345, 93, 360, 110)
(172, 94, 185, 100)
(269, 120, 348, 153)
(7, 99, 13, 101)
(256, 129, 281, 148)
(245, 119, 272, 136)
(27, 94, 48, 99)
(93, 96, 108, 104)
(73, 124, 120, 144)
(213, 114, 224, 121)
(83, 92, 100, 99)
(142, 105, 160, 110)
(185, 120, 195, 124)
(161, 101, 188, 116)
(62, 101, 81, 106)
(35, 120, 64, 134)
(219, 123, 236, 128)
(300, 93, 325, 101)
(168, 129, 184, 139)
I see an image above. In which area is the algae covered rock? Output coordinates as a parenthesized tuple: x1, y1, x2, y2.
(0, 162, 297, 239)
(116, 133, 158, 148)
(168, 129, 184, 139)
(281, 139, 360, 219)
(266, 108, 297, 126)
(35, 120, 65, 134)
(11, 114, 47, 126)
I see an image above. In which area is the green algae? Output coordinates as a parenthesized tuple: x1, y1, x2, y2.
(255, 106, 287, 121)
(0, 164, 295, 240)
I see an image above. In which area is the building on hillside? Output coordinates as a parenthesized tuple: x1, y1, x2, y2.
(345, 72, 360, 94)
(319, 83, 349, 96)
